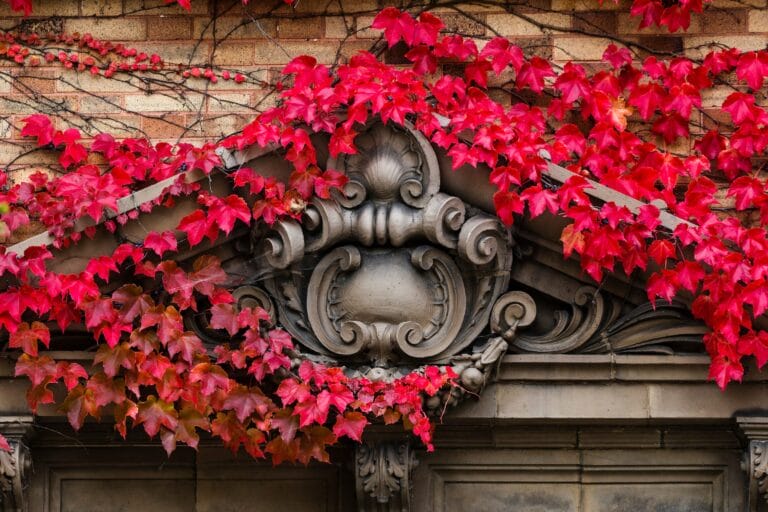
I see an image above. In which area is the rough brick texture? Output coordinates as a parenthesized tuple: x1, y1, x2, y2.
(0, 0, 760, 174)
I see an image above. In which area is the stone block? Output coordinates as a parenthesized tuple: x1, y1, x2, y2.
(278, 17, 326, 39)
(578, 427, 661, 448)
(124, 94, 204, 112)
(64, 18, 147, 41)
(57, 73, 142, 93)
(573, 11, 617, 33)
(441, 13, 487, 37)
(80, 0, 122, 16)
(710, 0, 765, 8)
(701, 86, 736, 108)
(139, 42, 212, 64)
(194, 16, 277, 39)
(253, 41, 341, 65)
(12, 71, 55, 94)
(141, 114, 186, 138)
(487, 12, 571, 36)
(354, 15, 378, 39)
(553, 36, 618, 61)
(493, 426, 578, 448)
(581, 483, 716, 512)
(147, 16, 192, 40)
(552, 0, 627, 10)
(81, 116, 140, 138)
(648, 382, 768, 419)
(0, 0, 78, 16)
(700, 9, 748, 33)
(748, 9, 768, 31)
(60, 478, 195, 512)
(196, 478, 336, 512)
(496, 383, 650, 419)
(78, 94, 123, 113)
(205, 93, 252, 112)
(684, 35, 766, 59)
(270, 0, 377, 15)
(443, 482, 579, 512)
(212, 42, 255, 66)
(192, 114, 251, 138)
(0, 96, 74, 115)
(325, 16, 354, 39)
(140, 0, 209, 15)
(663, 428, 741, 448)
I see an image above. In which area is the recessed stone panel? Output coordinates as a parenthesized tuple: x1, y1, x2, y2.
(581, 483, 716, 512)
(60, 478, 195, 512)
(443, 482, 579, 512)
(196, 478, 332, 512)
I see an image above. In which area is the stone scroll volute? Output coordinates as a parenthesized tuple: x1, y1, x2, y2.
(255, 122, 513, 368)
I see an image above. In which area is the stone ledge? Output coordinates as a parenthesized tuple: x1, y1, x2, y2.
(499, 354, 768, 382)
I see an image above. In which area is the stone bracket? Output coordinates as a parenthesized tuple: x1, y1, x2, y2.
(355, 439, 416, 512)
(0, 416, 34, 512)
(737, 417, 768, 512)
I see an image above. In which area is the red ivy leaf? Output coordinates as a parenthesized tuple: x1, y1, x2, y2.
(9, 321, 50, 357)
(144, 231, 178, 257)
(136, 396, 179, 438)
(332, 411, 367, 442)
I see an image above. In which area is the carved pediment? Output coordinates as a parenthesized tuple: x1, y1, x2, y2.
(200, 121, 707, 381)
(27, 120, 707, 380)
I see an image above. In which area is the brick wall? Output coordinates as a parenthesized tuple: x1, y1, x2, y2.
(0, 0, 764, 176)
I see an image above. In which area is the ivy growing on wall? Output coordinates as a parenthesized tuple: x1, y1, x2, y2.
(0, 0, 767, 461)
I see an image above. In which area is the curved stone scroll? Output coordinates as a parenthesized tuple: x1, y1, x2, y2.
(493, 287, 705, 355)
(583, 300, 708, 354)
(511, 286, 607, 353)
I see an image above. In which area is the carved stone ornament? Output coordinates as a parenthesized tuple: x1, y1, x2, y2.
(737, 417, 768, 512)
(202, 119, 711, 512)
(355, 440, 415, 512)
(0, 417, 33, 512)
(204, 120, 710, 383)
(255, 122, 513, 369)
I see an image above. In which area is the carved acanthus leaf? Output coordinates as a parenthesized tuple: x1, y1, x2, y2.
(355, 440, 416, 512)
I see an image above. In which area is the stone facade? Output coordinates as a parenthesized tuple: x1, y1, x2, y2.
(0, 1, 767, 511)
(3, 120, 768, 511)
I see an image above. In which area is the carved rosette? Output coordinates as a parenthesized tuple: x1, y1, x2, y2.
(257, 122, 512, 368)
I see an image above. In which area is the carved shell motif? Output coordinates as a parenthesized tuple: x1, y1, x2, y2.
(257, 122, 512, 367)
